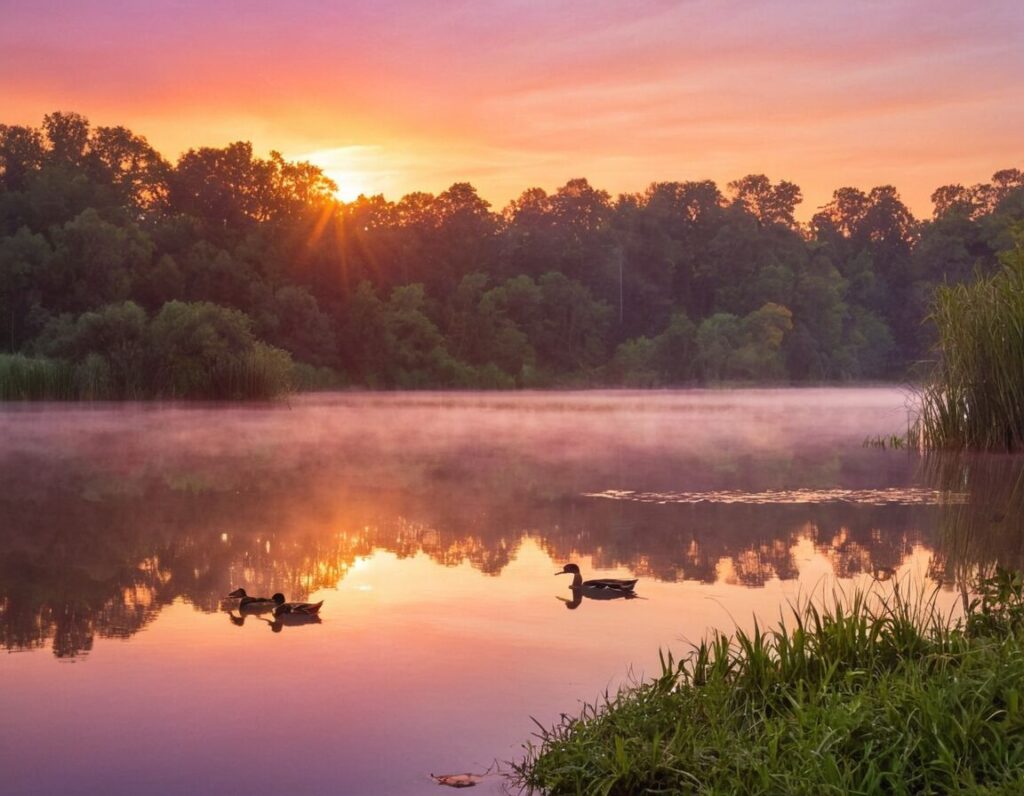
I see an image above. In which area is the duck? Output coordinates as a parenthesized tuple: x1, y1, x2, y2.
(227, 587, 277, 610)
(271, 593, 324, 617)
(555, 563, 638, 595)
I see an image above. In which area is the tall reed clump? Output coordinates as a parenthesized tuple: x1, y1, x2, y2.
(0, 354, 79, 399)
(913, 234, 1024, 450)
(514, 575, 1024, 795)
(204, 343, 295, 400)
(0, 348, 296, 401)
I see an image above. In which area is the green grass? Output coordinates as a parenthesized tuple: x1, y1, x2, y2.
(0, 347, 295, 401)
(912, 233, 1024, 451)
(0, 354, 79, 399)
(514, 572, 1024, 795)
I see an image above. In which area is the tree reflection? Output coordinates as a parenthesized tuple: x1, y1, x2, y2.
(3, 399, 1020, 659)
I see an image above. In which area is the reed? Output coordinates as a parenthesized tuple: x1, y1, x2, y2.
(0, 346, 295, 401)
(207, 343, 295, 400)
(912, 236, 1024, 451)
(0, 354, 79, 400)
(514, 575, 1024, 794)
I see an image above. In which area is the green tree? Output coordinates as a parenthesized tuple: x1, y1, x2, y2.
(651, 312, 698, 383)
(697, 313, 742, 381)
(727, 174, 803, 229)
(148, 301, 258, 396)
(257, 285, 337, 366)
(0, 226, 51, 350)
(36, 301, 148, 396)
(42, 209, 152, 314)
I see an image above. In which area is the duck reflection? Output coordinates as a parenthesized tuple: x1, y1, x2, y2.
(261, 613, 323, 633)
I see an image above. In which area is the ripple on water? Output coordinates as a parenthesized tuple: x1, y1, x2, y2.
(584, 488, 968, 507)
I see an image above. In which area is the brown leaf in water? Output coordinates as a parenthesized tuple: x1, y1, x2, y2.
(431, 772, 482, 788)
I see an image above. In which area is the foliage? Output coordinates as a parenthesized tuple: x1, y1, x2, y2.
(514, 576, 1024, 795)
(1, 111, 1023, 396)
(913, 232, 1024, 450)
(7, 300, 295, 400)
(0, 354, 77, 399)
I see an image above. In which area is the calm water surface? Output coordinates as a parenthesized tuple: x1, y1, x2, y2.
(2, 389, 1022, 795)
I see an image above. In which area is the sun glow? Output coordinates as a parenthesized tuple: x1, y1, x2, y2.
(297, 145, 390, 202)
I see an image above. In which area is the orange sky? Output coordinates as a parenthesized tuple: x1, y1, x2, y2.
(2, 0, 1022, 217)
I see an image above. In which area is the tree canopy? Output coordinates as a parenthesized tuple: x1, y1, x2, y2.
(1, 111, 1022, 394)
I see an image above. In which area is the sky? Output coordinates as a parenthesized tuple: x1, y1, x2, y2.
(1, 0, 1022, 217)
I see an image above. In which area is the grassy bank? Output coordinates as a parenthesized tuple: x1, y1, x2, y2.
(515, 572, 1024, 794)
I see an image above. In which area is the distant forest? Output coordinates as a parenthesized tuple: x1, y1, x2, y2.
(1, 111, 1022, 396)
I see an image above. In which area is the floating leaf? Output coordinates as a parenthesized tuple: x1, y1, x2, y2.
(431, 772, 483, 788)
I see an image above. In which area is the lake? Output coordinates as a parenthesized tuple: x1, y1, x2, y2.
(2, 388, 1021, 795)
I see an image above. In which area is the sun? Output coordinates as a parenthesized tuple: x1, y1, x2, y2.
(298, 145, 385, 202)
(324, 169, 370, 202)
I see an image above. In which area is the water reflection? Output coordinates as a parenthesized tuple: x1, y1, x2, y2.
(558, 586, 643, 610)
(261, 614, 322, 633)
(0, 391, 1021, 661)
(923, 453, 1024, 594)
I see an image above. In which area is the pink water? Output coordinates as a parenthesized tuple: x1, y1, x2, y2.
(0, 389, 989, 794)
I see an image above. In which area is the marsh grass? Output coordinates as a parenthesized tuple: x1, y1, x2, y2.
(0, 346, 295, 401)
(912, 236, 1024, 451)
(863, 433, 907, 450)
(177, 343, 295, 400)
(0, 354, 79, 400)
(515, 575, 1024, 795)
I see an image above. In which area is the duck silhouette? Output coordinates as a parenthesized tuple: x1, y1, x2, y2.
(555, 563, 639, 608)
(271, 593, 324, 617)
(226, 588, 276, 612)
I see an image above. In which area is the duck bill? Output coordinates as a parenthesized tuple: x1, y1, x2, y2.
(554, 571, 567, 576)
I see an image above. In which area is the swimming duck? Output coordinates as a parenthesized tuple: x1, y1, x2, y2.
(227, 588, 276, 610)
(555, 563, 638, 595)
(271, 593, 324, 617)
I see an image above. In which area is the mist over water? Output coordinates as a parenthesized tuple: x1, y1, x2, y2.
(2, 388, 1020, 795)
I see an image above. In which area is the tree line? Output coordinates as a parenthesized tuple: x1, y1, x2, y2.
(1, 111, 1022, 395)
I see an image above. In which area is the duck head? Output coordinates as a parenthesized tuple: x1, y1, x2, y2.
(227, 588, 247, 598)
(271, 593, 286, 606)
(556, 563, 583, 587)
